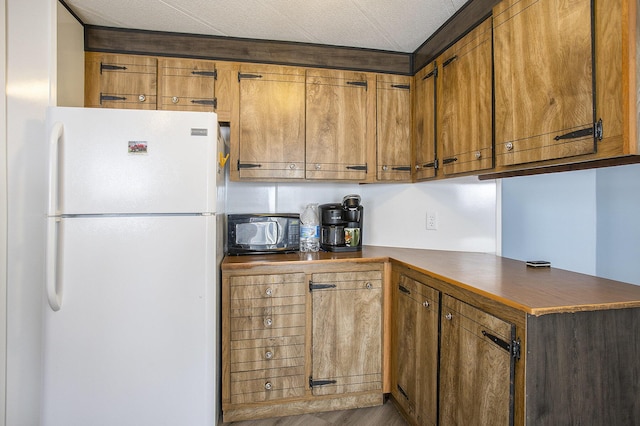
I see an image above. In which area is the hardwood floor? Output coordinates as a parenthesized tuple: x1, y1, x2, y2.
(223, 400, 408, 426)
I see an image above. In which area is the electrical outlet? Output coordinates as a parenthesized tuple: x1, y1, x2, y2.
(426, 211, 438, 230)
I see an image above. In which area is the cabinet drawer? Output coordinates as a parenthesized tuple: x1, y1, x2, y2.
(230, 274, 306, 300)
(230, 366, 306, 404)
(311, 270, 382, 290)
(398, 274, 439, 313)
(231, 342, 304, 373)
(231, 294, 305, 311)
(231, 302, 304, 317)
(230, 312, 305, 341)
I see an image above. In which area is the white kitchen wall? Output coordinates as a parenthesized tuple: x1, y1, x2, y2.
(596, 163, 640, 285)
(501, 163, 640, 286)
(227, 176, 497, 253)
(501, 169, 598, 276)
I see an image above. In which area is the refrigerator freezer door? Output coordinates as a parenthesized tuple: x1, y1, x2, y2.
(47, 107, 218, 215)
(41, 214, 216, 426)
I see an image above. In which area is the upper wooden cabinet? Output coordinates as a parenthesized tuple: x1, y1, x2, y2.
(157, 58, 217, 112)
(235, 64, 306, 180)
(306, 69, 376, 181)
(413, 62, 437, 181)
(437, 18, 493, 176)
(376, 75, 412, 182)
(85, 52, 157, 110)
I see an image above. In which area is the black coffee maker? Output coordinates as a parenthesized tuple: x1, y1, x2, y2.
(319, 194, 363, 252)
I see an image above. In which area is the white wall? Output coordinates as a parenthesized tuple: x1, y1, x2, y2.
(6, 0, 57, 424)
(56, 2, 84, 107)
(227, 175, 497, 253)
(1, 0, 8, 423)
(501, 169, 598, 275)
(501, 164, 640, 286)
(595, 164, 640, 285)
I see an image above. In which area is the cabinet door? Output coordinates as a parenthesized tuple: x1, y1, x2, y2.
(310, 271, 382, 396)
(376, 75, 412, 182)
(158, 58, 216, 112)
(437, 18, 493, 176)
(413, 63, 437, 181)
(440, 295, 515, 426)
(306, 69, 372, 180)
(392, 274, 439, 426)
(494, 0, 595, 166)
(85, 53, 157, 110)
(237, 65, 306, 179)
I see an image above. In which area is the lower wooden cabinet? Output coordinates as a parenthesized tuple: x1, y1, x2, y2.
(439, 294, 515, 425)
(391, 266, 521, 426)
(392, 273, 439, 426)
(221, 262, 385, 422)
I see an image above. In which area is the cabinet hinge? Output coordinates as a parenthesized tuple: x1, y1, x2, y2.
(482, 331, 521, 361)
(346, 81, 368, 90)
(391, 84, 410, 90)
(423, 68, 437, 80)
(309, 280, 337, 292)
(238, 72, 263, 81)
(398, 285, 411, 295)
(397, 384, 409, 400)
(553, 119, 603, 142)
(442, 55, 458, 68)
(346, 164, 368, 172)
(100, 63, 127, 74)
(190, 99, 217, 108)
(191, 70, 217, 79)
(309, 377, 337, 388)
(237, 160, 262, 169)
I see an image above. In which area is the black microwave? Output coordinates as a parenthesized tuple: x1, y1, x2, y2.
(226, 214, 300, 255)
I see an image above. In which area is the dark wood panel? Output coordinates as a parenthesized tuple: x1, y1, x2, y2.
(85, 25, 412, 75)
(526, 308, 640, 425)
(412, 0, 500, 73)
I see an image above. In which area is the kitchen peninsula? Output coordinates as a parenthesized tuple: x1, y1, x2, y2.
(221, 246, 640, 425)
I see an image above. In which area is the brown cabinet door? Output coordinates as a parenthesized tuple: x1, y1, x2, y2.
(158, 58, 216, 112)
(392, 274, 439, 426)
(306, 69, 372, 180)
(376, 75, 412, 182)
(437, 18, 493, 176)
(85, 53, 157, 109)
(413, 63, 438, 181)
(440, 294, 515, 426)
(311, 271, 382, 396)
(237, 64, 306, 179)
(494, 0, 595, 166)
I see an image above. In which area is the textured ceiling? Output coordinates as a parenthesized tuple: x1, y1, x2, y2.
(62, 0, 468, 53)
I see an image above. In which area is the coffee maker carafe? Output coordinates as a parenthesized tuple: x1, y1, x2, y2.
(319, 194, 363, 252)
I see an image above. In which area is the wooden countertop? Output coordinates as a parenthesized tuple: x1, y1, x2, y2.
(222, 246, 640, 316)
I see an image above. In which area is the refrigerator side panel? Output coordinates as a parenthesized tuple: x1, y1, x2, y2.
(41, 215, 216, 426)
(46, 107, 218, 215)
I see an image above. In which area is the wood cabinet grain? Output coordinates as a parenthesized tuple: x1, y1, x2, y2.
(306, 69, 375, 181)
(235, 64, 306, 180)
(376, 75, 412, 182)
(221, 262, 385, 422)
(85, 52, 157, 109)
(437, 18, 493, 176)
(157, 58, 216, 112)
(493, 0, 595, 166)
(412, 62, 438, 181)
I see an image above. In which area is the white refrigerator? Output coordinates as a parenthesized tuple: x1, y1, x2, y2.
(42, 107, 225, 426)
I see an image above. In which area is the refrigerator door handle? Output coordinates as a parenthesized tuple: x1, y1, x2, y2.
(46, 216, 62, 311)
(46, 121, 64, 311)
(48, 121, 63, 216)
